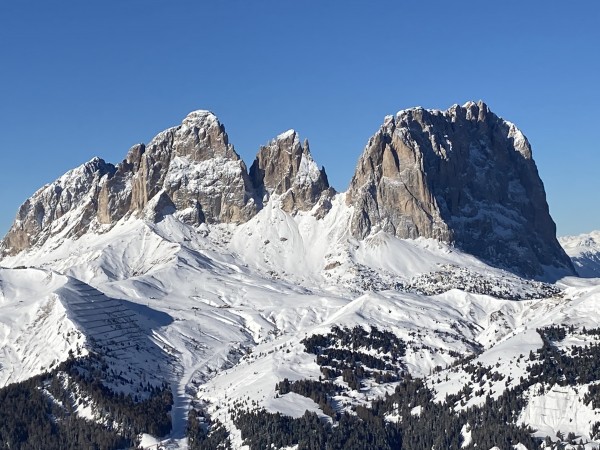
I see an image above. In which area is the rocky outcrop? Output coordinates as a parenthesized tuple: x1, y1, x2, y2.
(1, 111, 258, 255)
(347, 101, 574, 277)
(2, 111, 335, 256)
(0, 103, 576, 279)
(141, 111, 257, 224)
(1, 158, 116, 254)
(249, 130, 333, 214)
(97, 143, 143, 224)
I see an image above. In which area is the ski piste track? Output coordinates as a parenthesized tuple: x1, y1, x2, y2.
(62, 280, 146, 358)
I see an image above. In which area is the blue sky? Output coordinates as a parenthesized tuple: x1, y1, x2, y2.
(1, 1, 598, 236)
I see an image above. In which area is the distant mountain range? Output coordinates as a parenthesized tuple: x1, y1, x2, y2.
(560, 230, 600, 277)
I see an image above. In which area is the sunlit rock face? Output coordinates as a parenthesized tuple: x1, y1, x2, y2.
(249, 129, 333, 215)
(347, 101, 574, 278)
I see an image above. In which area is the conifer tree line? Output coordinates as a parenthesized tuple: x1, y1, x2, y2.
(3, 325, 600, 449)
(232, 325, 600, 450)
(187, 407, 231, 449)
(0, 354, 172, 449)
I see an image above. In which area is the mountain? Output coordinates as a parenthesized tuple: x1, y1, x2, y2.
(1, 111, 258, 256)
(347, 101, 573, 278)
(249, 129, 334, 216)
(0, 102, 596, 450)
(1, 102, 574, 280)
(560, 230, 600, 277)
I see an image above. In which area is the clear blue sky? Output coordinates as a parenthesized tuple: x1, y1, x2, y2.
(1, 1, 598, 236)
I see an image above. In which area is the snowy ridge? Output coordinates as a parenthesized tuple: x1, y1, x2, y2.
(0, 267, 174, 392)
(0, 268, 84, 385)
(0, 205, 596, 448)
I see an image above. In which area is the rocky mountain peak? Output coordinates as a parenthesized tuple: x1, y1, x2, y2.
(249, 130, 333, 214)
(174, 109, 238, 161)
(182, 109, 218, 125)
(1, 111, 337, 256)
(0, 103, 576, 278)
(347, 102, 574, 278)
(1, 157, 116, 255)
(127, 110, 255, 223)
(1, 111, 259, 256)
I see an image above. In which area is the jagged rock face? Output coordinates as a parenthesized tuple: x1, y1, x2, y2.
(97, 144, 143, 224)
(249, 130, 333, 214)
(134, 111, 257, 224)
(1, 111, 258, 256)
(0, 103, 575, 279)
(1, 111, 333, 256)
(97, 111, 258, 226)
(1, 158, 116, 255)
(347, 101, 574, 278)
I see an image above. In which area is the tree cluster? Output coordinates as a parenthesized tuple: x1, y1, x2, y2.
(234, 324, 600, 450)
(234, 373, 542, 450)
(187, 408, 231, 450)
(302, 326, 406, 389)
(0, 375, 129, 450)
(276, 378, 342, 418)
(303, 325, 405, 357)
(0, 354, 173, 450)
(234, 408, 400, 450)
(408, 264, 562, 300)
(530, 326, 600, 386)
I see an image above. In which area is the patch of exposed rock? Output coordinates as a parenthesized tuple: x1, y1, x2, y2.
(1, 111, 257, 255)
(0, 103, 577, 279)
(1, 112, 335, 256)
(2, 158, 116, 254)
(249, 129, 333, 215)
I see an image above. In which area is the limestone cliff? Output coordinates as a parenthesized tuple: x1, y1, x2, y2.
(0, 103, 575, 278)
(1, 111, 257, 255)
(347, 101, 574, 277)
(249, 130, 333, 215)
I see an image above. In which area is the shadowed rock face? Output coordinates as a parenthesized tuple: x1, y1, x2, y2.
(249, 130, 334, 215)
(347, 101, 574, 278)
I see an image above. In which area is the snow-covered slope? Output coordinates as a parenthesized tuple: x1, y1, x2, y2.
(1, 201, 596, 449)
(0, 268, 84, 385)
(0, 267, 172, 391)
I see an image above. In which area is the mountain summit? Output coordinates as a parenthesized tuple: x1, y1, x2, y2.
(1, 102, 574, 278)
(347, 101, 573, 277)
